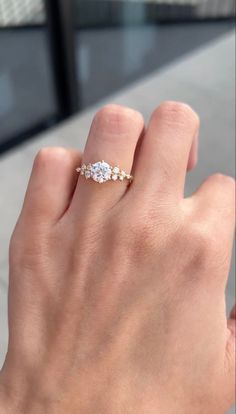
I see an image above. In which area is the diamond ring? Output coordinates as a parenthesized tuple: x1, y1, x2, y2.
(76, 161, 133, 184)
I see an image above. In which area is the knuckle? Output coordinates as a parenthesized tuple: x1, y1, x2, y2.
(154, 101, 200, 129)
(34, 148, 51, 167)
(34, 147, 69, 168)
(185, 224, 217, 267)
(210, 173, 235, 189)
(195, 227, 215, 253)
(183, 222, 232, 284)
(206, 175, 235, 215)
(94, 104, 144, 134)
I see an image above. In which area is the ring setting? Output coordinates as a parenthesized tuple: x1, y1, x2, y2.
(76, 161, 133, 184)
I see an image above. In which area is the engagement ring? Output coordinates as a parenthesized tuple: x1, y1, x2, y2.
(76, 161, 133, 184)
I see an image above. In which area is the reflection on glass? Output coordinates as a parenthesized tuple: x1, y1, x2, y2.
(0, 0, 56, 147)
(74, 0, 235, 107)
(0, 0, 45, 27)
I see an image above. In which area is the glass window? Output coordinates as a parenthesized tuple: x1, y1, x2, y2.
(0, 0, 57, 149)
(0, 0, 234, 151)
(74, 0, 235, 107)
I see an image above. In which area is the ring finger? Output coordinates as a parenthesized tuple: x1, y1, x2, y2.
(69, 104, 144, 216)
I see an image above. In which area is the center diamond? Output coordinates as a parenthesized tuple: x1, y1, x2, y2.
(91, 161, 112, 183)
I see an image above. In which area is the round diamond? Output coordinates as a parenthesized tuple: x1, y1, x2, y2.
(113, 167, 120, 174)
(85, 170, 91, 179)
(118, 171, 126, 181)
(91, 161, 112, 183)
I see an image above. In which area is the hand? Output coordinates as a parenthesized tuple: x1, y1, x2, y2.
(0, 103, 235, 414)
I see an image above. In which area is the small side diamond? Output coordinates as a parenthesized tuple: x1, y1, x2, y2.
(87, 163, 92, 170)
(85, 170, 91, 179)
(112, 174, 118, 181)
(113, 167, 120, 174)
(119, 171, 126, 181)
(81, 164, 87, 174)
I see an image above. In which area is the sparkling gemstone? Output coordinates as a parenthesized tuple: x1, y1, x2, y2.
(91, 161, 112, 183)
(85, 170, 91, 179)
(112, 174, 118, 181)
(118, 171, 126, 181)
(113, 167, 120, 174)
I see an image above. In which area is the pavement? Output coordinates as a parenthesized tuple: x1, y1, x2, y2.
(0, 30, 235, 413)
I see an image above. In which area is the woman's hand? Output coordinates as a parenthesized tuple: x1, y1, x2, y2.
(0, 103, 235, 414)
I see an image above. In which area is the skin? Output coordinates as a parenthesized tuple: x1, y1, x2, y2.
(0, 102, 235, 414)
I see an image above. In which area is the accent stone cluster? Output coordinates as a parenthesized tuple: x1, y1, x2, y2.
(76, 161, 132, 184)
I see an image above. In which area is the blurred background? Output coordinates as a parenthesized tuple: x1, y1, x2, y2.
(0, 1, 235, 412)
(0, 0, 235, 151)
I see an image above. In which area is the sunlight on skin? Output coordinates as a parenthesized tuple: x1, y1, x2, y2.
(0, 103, 235, 414)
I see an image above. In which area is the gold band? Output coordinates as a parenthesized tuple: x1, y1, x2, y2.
(76, 161, 133, 184)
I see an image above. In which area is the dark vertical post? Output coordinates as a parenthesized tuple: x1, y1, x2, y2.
(45, 0, 80, 118)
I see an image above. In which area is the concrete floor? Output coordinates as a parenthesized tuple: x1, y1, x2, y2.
(0, 30, 235, 413)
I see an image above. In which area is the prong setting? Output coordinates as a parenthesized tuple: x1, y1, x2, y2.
(76, 161, 133, 184)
